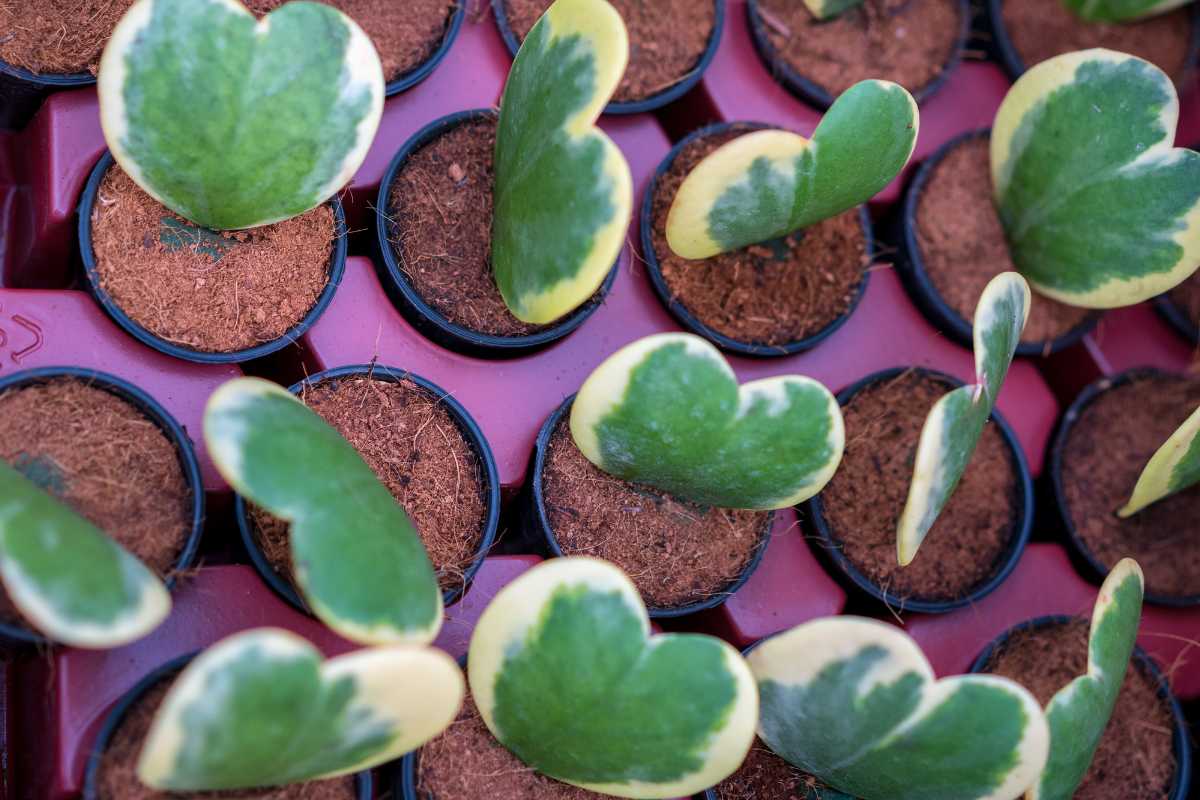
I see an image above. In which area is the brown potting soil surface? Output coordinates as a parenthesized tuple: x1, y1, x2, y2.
(1001, 0, 1193, 84)
(755, 0, 962, 98)
(387, 115, 549, 338)
(1060, 372, 1200, 599)
(984, 619, 1177, 800)
(0, 379, 192, 626)
(252, 375, 487, 596)
(916, 136, 1094, 348)
(502, 0, 717, 103)
(0, 0, 455, 81)
(417, 686, 608, 799)
(90, 166, 334, 354)
(651, 127, 868, 348)
(541, 416, 769, 610)
(714, 739, 836, 800)
(819, 371, 1018, 604)
(97, 679, 358, 800)
(1167, 270, 1200, 333)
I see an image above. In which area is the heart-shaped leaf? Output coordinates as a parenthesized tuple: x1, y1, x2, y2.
(1118, 404, 1200, 516)
(802, 0, 866, 20)
(1027, 559, 1144, 800)
(570, 332, 844, 510)
(204, 378, 442, 646)
(750, 617, 1050, 800)
(492, 0, 634, 324)
(98, 0, 384, 230)
(897, 272, 1030, 565)
(468, 557, 758, 799)
(0, 460, 170, 648)
(666, 79, 918, 259)
(1060, 0, 1190, 22)
(138, 628, 464, 791)
(992, 48, 1200, 309)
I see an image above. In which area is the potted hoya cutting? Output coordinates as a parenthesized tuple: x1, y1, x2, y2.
(1051, 367, 1200, 606)
(745, 0, 970, 110)
(807, 274, 1035, 614)
(527, 331, 845, 617)
(900, 47, 1200, 356)
(376, 0, 633, 357)
(0, 366, 203, 648)
(491, 0, 725, 113)
(400, 556, 759, 799)
(231, 365, 501, 611)
(642, 79, 918, 356)
(79, 0, 389, 363)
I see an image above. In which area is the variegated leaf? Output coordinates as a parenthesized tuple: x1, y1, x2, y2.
(1027, 559, 1144, 800)
(1119, 404, 1200, 516)
(1061, 0, 1190, 22)
(98, 0, 384, 230)
(992, 49, 1200, 309)
(750, 617, 1050, 800)
(138, 628, 463, 791)
(204, 378, 442, 646)
(897, 273, 1030, 565)
(492, 0, 633, 324)
(468, 557, 758, 799)
(802, 0, 866, 20)
(571, 332, 844, 510)
(666, 79, 917, 259)
(0, 460, 170, 648)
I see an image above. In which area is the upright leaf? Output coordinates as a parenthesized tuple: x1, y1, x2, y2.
(1118, 404, 1200, 516)
(1061, 0, 1190, 22)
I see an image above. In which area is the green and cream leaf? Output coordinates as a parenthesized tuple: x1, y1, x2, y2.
(468, 557, 758, 799)
(1027, 559, 1144, 800)
(492, 0, 633, 324)
(666, 79, 918, 259)
(1119, 404, 1200, 516)
(203, 378, 442, 646)
(750, 617, 1050, 800)
(1061, 0, 1190, 22)
(897, 273, 1030, 565)
(992, 48, 1200, 308)
(99, 0, 384, 230)
(571, 332, 844, 510)
(0, 461, 170, 648)
(137, 628, 463, 791)
(802, 0, 866, 20)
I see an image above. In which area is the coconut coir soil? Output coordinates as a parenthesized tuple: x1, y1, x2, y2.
(1001, 0, 1192, 84)
(916, 136, 1094, 347)
(97, 679, 357, 800)
(0, 379, 192, 626)
(0, 0, 454, 81)
(651, 127, 867, 348)
(984, 619, 1177, 800)
(388, 115, 554, 338)
(755, 0, 962, 98)
(542, 415, 768, 610)
(819, 371, 1018, 604)
(714, 740, 837, 800)
(1060, 372, 1200, 599)
(90, 165, 334, 354)
(503, 0, 716, 103)
(252, 376, 487, 596)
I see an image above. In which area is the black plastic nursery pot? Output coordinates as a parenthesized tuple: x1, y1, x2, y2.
(640, 121, 873, 359)
(490, 0, 726, 115)
(970, 615, 1192, 800)
(236, 364, 501, 613)
(77, 152, 348, 365)
(744, 0, 970, 111)
(1049, 368, 1200, 608)
(527, 395, 774, 619)
(385, 0, 467, 96)
(0, 62, 94, 131)
(1153, 293, 1200, 346)
(804, 367, 1034, 615)
(375, 109, 619, 359)
(0, 366, 205, 650)
(983, 0, 1200, 84)
(82, 653, 375, 800)
(898, 129, 1100, 357)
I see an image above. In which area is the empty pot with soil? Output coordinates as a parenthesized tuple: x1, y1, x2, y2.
(492, 0, 725, 113)
(0, 367, 204, 648)
(746, 0, 969, 110)
(237, 365, 500, 610)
